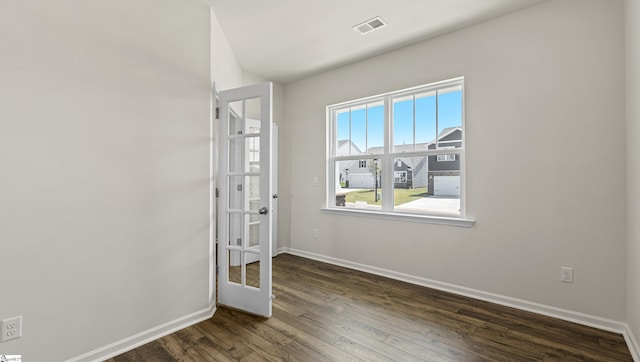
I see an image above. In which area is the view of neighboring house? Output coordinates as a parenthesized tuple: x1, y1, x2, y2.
(338, 127, 462, 196)
(426, 127, 462, 196)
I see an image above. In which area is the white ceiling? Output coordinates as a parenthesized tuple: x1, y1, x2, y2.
(210, 0, 549, 83)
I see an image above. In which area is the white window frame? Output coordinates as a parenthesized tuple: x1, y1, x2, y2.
(437, 154, 456, 162)
(394, 171, 407, 183)
(437, 147, 456, 162)
(324, 77, 473, 227)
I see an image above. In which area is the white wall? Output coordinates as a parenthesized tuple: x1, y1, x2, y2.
(211, 9, 243, 91)
(285, 0, 627, 321)
(243, 71, 291, 252)
(0, 1, 211, 360)
(626, 0, 640, 352)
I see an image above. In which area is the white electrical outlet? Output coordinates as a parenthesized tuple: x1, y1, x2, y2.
(313, 176, 319, 186)
(313, 229, 319, 239)
(560, 267, 574, 283)
(1, 316, 22, 342)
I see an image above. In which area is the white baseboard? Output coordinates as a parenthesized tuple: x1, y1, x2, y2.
(66, 303, 216, 362)
(276, 246, 291, 256)
(625, 324, 640, 362)
(282, 247, 638, 361)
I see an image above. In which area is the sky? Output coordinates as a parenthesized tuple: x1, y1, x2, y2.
(337, 90, 462, 153)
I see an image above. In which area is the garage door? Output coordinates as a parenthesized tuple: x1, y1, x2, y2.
(434, 176, 460, 196)
(348, 173, 375, 188)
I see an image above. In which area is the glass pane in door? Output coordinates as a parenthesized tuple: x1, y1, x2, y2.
(246, 256, 260, 289)
(247, 175, 261, 211)
(248, 219, 260, 248)
(228, 250, 242, 284)
(228, 175, 242, 210)
(228, 137, 243, 173)
(245, 135, 260, 172)
(244, 98, 261, 134)
(227, 212, 242, 247)
(228, 100, 243, 135)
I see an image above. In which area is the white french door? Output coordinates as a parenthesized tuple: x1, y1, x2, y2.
(217, 82, 273, 317)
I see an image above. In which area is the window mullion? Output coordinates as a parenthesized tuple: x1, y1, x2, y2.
(381, 96, 393, 212)
(435, 90, 439, 149)
(365, 105, 368, 154)
(327, 108, 335, 207)
(348, 107, 352, 156)
(412, 95, 416, 151)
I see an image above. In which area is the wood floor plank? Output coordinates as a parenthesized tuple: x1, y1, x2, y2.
(107, 253, 633, 361)
(193, 318, 258, 360)
(332, 336, 396, 362)
(272, 305, 343, 346)
(263, 310, 363, 361)
(206, 311, 285, 361)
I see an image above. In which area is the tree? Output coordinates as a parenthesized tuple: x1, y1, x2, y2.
(368, 159, 381, 202)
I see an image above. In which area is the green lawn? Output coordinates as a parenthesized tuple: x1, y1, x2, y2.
(345, 187, 429, 206)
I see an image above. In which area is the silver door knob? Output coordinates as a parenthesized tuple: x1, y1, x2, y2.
(273, 193, 278, 199)
(258, 207, 268, 215)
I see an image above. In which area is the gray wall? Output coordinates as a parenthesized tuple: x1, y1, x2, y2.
(0, 1, 211, 360)
(284, 0, 627, 321)
(626, 0, 640, 353)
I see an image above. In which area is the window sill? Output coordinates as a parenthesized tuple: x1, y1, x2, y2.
(321, 207, 475, 228)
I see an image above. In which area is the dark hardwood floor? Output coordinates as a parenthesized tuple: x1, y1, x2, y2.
(107, 254, 632, 361)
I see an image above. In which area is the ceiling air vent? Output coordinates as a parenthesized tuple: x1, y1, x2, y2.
(353, 16, 387, 35)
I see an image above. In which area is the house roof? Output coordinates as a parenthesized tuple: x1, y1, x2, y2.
(364, 127, 461, 154)
(338, 127, 461, 174)
(438, 127, 461, 139)
(338, 140, 355, 148)
(337, 140, 363, 154)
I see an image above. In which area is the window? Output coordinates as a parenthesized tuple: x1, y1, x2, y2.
(394, 171, 407, 183)
(437, 154, 456, 162)
(327, 77, 467, 221)
(437, 147, 456, 162)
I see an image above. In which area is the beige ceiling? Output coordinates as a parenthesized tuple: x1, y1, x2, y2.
(210, 0, 549, 83)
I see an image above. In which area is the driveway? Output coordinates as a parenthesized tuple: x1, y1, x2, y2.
(395, 196, 460, 215)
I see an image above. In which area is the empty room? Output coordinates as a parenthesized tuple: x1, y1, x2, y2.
(1, 0, 640, 361)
